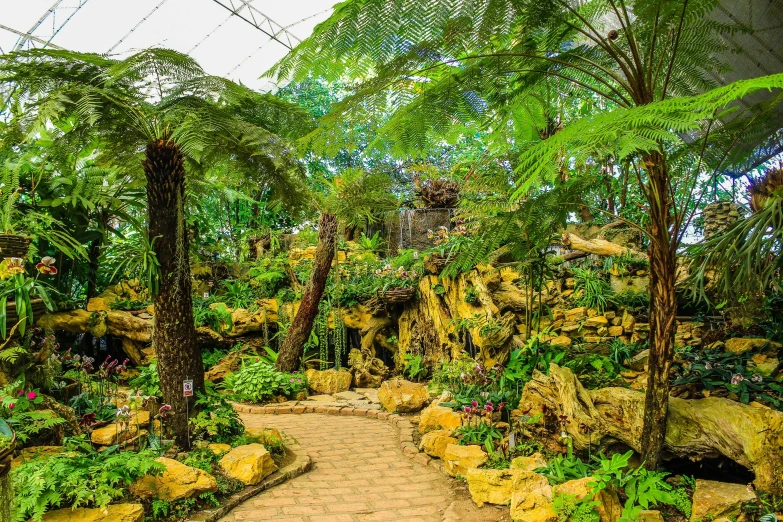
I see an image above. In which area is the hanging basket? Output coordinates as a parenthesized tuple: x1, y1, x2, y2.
(378, 287, 416, 304)
(0, 234, 31, 259)
(426, 253, 451, 274)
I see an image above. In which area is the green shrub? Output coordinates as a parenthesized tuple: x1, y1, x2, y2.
(202, 348, 228, 370)
(229, 358, 306, 402)
(572, 268, 613, 312)
(12, 437, 164, 521)
(189, 387, 245, 443)
(552, 492, 600, 522)
(128, 360, 161, 397)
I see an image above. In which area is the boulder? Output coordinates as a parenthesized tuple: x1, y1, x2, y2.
(207, 443, 232, 455)
(621, 310, 636, 331)
(91, 423, 140, 446)
(130, 457, 217, 501)
(466, 468, 529, 506)
(564, 307, 587, 322)
(639, 511, 665, 522)
(219, 444, 278, 485)
(205, 350, 244, 383)
(86, 297, 112, 312)
(608, 326, 624, 337)
(725, 338, 781, 354)
(40, 504, 144, 522)
(377, 378, 429, 413)
(690, 480, 755, 522)
(419, 430, 457, 459)
(305, 368, 352, 395)
(509, 471, 556, 522)
(553, 477, 622, 522)
(584, 316, 608, 328)
(442, 444, 488, 477)
(510, 452, 547, 472)
(627, 349, 650, 371)
(247, 426, 283, 444)
(11, 446, 62, 469)
(549, 336, 572, 348)
(748, 354, 779, 377)
(419, 403, 463, 433)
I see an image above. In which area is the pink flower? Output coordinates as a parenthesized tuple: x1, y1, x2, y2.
(27, 391, 37, 400)
(463, 406, 472, 414)
(8, 403, 14, 410)
(731, 373, 744, 385)
(471, 400, 479, 408)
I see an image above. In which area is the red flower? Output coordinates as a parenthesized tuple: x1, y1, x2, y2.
(36, 256, 58, 275)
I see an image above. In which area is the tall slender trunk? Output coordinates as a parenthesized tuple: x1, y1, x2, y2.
(276, 213, 338, 373)
(640, 153, 678, 469)
(144, 139, 204, 446)
(86, 211, 108, 299)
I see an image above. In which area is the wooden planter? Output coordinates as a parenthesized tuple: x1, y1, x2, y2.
(378, 287, 416, 304)
(6, 299, 49, 328)
(427, 254, 451, 274)
(0, 234, 31, 259)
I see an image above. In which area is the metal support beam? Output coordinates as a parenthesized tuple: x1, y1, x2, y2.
(210, 0, 302, 50)
(13, 0, 90, 51)
(1, 24, 65, 50)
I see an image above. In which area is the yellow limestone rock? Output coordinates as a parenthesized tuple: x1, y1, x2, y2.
(130, 457, 217, 501)
(91, 423, 140, 446)
(305, 368, 353, 394)
(466, 468, 528, 506)
(419, 430, 457, 459)
(690, 480, 756, 522)
(219, 443, 278, 485)
(377, 378, 429, 413)
(510, 452, 547, 472)
(549, 336, 572, 348)
(509, 471, 556, 522)
(725, 337, 780, 354)
(442, 444, 488, 477)
(11, 446, 62, 469)
(418, 403, 462, 433)
(639, 511, 665, 522)
(554, 477, 622, 522)
(207, 443, 232, 455)
(40, 504, 144, 522)
(86, 297, 112, 312)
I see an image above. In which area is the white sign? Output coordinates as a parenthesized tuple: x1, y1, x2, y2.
(183, 380, 194, 397)
(203, 292, 210, 299)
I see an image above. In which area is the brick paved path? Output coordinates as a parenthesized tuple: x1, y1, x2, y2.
(218, 413, 460, 522)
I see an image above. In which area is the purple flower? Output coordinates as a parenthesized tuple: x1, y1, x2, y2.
(27, 391, 37, 400)
(463, 406, 472, 414)
(289, 378, 295, 383)
(471, 400, 479, 408)
(485, 404, 494, 413)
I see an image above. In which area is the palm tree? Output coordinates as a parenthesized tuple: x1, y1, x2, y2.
(1, 48, 310, 444)
(265, 0, 779, 468)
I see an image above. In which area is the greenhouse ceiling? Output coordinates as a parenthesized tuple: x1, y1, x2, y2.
(0, 0, 335, 92)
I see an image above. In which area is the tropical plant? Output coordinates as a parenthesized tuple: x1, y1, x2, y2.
(103, 231, 161, 296)
(353, 231, 385, 254)
(11, 436, 164, 521)
(128, 361, 162, 398)
(0, 258, 58, 338)
(220, 280, 256, 310)
(400, 353, 428, 381)
(1, 47, 311, 443)
(268, 0, 782, 470)
(189, 387, 245, 444)
(229, 358, 306, 402)
(572, 268, 613, 313)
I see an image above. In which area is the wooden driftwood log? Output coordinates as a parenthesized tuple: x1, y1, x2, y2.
(561, 232, 642, 258)
(519, 364, 783, 494)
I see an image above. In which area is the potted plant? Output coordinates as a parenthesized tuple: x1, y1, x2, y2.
(0, 257, 57, 338)
(376, 265, 419, 304)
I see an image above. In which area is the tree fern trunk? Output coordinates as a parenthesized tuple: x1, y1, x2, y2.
(640, 152, 678, 470)
(144, 139, 203, 446)
(276, 213, 338, 373)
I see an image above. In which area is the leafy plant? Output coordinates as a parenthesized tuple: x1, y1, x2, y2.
(202, 348, 228, 370)
(221, 280, 256, 310)
(572, 268, 613, 313)
(103, 231, 161, 296)
(229, 358, 306, 402)
(353, 231, 385, 253)
(552, 492, 600, 522)
(128, 361, 162, 398)
(190, 387, 245, 444)
(611, 290, 650, 312)
(400, 353, 428, 381)
(463, 286, 479, 304)
(11, 436, 164, 521)
(454, 420, 503, 450)
(0, 259, 58, 338)
(193, 299, 233, 334)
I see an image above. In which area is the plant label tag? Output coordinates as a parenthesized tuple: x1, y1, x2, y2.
(203, 292, 209, 299)
(509, 431, 516, 449)
(183, 380, 194, 397)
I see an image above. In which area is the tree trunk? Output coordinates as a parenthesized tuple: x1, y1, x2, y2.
(276, 213, 338, 372)
(86, 211, 107, 299)
(144, 139, 203, 446)
(640, 153, 679, 470)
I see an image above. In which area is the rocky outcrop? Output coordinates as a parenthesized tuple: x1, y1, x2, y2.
(520, 364, 783, 494)
(40, 504, 144, 522)
(466, 468, 525, 506)
(305, 369, 352, 395)
(377, 379, 429, 413)
(510, 453, 547, 472)
(419, 430, 457, 459)
(442, 444, 488, 477)
(130, 457, 217, 501)
(509, 471, 556, 522)
(419, 401, 462, 433)
(219, 444, 278, 485)
(205, 350, 244, 383)
(690, 480, 756, 522)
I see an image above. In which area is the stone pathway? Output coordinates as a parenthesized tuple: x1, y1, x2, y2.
(218, 413, 503, 522)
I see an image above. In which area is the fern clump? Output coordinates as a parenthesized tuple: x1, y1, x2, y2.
(12, 437, 164, 521)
